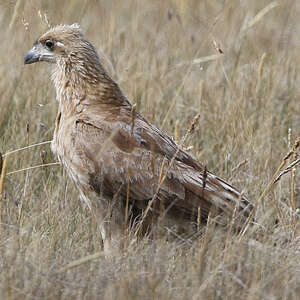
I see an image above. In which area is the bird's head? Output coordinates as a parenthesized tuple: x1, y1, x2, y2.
(24, 24, 85, 65)
(24, 24, 121, 102)
(24, 23, 101, 69)
(24, 23, 105, 88)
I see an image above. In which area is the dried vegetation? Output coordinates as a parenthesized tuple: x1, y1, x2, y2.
(0, 0, 300, 299)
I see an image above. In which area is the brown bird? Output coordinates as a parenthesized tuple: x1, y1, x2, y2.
(24, 24, 252, 250)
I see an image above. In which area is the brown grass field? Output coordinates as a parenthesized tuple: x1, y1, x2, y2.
(0, 0, 300, 299)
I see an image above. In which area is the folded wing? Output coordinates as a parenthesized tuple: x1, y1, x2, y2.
(71, 105, 252, 229)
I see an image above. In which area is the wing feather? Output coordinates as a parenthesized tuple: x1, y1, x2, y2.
(69, 105, 251, 225)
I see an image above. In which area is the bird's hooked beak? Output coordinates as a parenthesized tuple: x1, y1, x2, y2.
(24, 48, 40, 64)
(24, 43, 55, 65)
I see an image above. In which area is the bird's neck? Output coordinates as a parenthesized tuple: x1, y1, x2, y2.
(52, 59, 130, 117)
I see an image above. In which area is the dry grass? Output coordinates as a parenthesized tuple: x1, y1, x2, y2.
(0, 0, 300, 299)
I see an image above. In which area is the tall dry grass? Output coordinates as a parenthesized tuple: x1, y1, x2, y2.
(0, 0, 299, 299)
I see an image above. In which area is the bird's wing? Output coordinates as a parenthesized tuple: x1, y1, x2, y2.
(71, 105, 251, 223)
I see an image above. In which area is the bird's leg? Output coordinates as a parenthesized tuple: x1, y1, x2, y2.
(92, 196, 125, 255)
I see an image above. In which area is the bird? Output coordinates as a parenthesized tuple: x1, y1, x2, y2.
(24, 24, 252, 250)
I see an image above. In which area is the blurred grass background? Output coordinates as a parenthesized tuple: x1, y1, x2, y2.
(0, 0, 300, 299)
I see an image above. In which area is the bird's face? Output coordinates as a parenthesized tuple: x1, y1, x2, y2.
(24, 24, 82, 65)
(24, 38, 59, 64)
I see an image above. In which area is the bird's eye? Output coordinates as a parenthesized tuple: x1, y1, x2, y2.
(45, 40, 54, 49)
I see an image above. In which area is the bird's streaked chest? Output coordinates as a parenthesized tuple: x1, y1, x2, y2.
(51, 111, 79, 173)
(51, 109, 95, 190)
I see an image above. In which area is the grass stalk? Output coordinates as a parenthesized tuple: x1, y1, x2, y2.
(0, 153, 8, 228)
